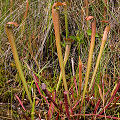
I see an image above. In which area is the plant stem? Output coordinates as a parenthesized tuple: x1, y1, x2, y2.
(64, 4, 69, 38)
(79, 56, 82, 96)
(56, 3, 71, 92)
(89, 25, 110, 91)
(52, 2, 70, 104)
(5, 25, 32, 105)
(81, 20, 96, 105)
(56, 43, 71, 92)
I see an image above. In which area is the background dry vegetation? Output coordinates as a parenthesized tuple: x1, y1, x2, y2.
(0, 0, 120, 120)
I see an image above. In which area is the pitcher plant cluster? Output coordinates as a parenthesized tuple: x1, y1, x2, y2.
(5, 1, 120, 120)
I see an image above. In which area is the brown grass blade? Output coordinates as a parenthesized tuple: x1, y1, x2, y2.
(97, 84, 103, 102)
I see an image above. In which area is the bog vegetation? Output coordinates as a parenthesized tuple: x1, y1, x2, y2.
(0, 0, 120, 120)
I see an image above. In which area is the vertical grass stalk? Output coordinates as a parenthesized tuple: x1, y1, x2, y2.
(85, 0, 88, 17)
(103, 0, 108, 20)
(5, 24, 32, 105)
(31, 86, 35, 120)
(81, 20, 96, 105)
(52, 2, 70, 104)
(89, 25, 110, 91)
(79, 56, 82, 96)
(64, 4, 69, 38)
(85, 0, 89, 28)
(10, 0, 13, 20)
(56, 38, 72, 92)
(21, 0, 29, 37)
(56, 2, 71, 93)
